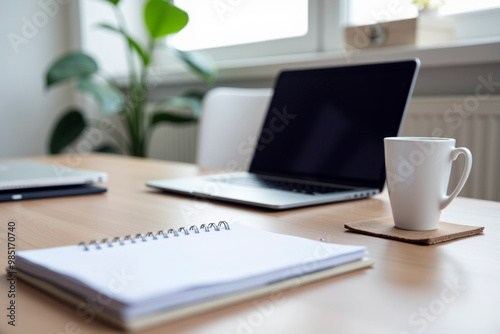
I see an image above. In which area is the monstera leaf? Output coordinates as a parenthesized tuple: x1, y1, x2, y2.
(49, 109, 86, 154)
(144, 0, 188, 39)
(46, 53, 98, 87)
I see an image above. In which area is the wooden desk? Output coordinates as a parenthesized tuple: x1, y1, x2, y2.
(1, 154, 499, 334)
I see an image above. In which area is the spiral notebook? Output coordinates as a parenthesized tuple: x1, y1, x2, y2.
(14, 222, 373, 331)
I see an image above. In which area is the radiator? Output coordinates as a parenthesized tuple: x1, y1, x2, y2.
(402, 96, 500, 202)
(148, 123, 199, 163)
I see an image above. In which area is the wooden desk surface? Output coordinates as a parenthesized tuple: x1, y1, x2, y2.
(0, 154, 499, 334)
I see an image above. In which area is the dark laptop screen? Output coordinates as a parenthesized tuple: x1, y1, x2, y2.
(249, 59, 419, 190)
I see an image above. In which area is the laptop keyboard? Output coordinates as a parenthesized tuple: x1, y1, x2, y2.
(226, 176, 344, 195)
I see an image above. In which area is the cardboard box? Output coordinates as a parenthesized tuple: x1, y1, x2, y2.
(344, 16, 455, 50)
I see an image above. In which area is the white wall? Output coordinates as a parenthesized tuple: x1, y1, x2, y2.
(0, 0, 78, 158)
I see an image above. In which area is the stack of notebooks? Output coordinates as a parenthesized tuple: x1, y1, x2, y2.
(0, 161, 107, 202)
(14, 222, 373, 331)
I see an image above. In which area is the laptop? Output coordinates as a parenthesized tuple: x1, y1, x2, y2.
(147, 59, 420, 209)
(0, 161, 107, 201)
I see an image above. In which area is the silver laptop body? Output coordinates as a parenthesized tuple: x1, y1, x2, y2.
(0, 161, 108, 190)
(147, 59, 420, 210)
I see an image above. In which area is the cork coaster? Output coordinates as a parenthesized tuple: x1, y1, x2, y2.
(344, 216, 484, 245)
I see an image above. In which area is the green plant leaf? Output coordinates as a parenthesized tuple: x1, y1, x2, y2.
(150, 111, 197, 126)
(152, 96, 202, 119)
(77, 78, 125, 115)
(144, 0, 189, 39)
(104, 0, 120, 4)
(182, 89, 206, 100)
(171, 49, 217, 86)
(49, 109, 86, 154)
(46, 53, 98, 87)
(97, 23, 150, 66)
(94, 144, 122, 154)
(180, 91, 205, 118)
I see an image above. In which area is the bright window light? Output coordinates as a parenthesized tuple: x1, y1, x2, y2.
(172, 0, 309, 51)
(347, 0, 418, 26)
(438, 0, 500, 15)
(348, 0, 500, 26)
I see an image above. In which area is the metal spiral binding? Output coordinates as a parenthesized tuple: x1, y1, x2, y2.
(78, 221, 230, 251)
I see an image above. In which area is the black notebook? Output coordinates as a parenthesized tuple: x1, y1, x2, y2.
(14, 222, 373, 330)
(0, 184, 106, 202)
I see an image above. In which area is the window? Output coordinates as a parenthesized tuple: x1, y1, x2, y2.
(438, 0, 500, 15)
(347, 0, 500, 43)
(348, 0, 500, 25)
(347, 0, 500, 37)
(171, 0, 500, 62)
(78, 0, 500, 79)
(170, 0, 319, 61)
(347, 0, 418, 26)
(172, 0, 309, 51)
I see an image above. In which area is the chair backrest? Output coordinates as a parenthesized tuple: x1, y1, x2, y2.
(196, 87, 273, 170)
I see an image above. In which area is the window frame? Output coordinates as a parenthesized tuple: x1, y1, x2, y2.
(168, 0, 500, 66)
(171, 0, 322, 61)
(76, 0, 500, 84)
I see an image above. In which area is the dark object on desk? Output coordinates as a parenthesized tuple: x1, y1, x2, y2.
(147, 59, 420, 210)
(345, 216, 485, 245)
(0, 184, 107, 202)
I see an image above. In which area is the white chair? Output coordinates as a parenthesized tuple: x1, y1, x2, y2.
(196, 87, 273, 170)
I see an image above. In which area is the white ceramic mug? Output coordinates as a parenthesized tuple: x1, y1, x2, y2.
(384, 137, 472, 231)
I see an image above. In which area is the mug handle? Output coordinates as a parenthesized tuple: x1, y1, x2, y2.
(440, 147, 473, 210)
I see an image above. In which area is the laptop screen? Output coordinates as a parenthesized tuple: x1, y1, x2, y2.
(249, 59, 420, 190)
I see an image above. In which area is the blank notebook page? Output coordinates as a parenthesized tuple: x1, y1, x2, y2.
(16, 223, 366, 319)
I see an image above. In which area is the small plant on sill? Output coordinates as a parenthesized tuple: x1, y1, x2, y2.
(412, 0, 446, 11)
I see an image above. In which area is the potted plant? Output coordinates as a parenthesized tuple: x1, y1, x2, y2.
(46, 0, 217, 157)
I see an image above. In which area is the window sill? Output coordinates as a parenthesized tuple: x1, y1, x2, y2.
(146, 37, 500, 87)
